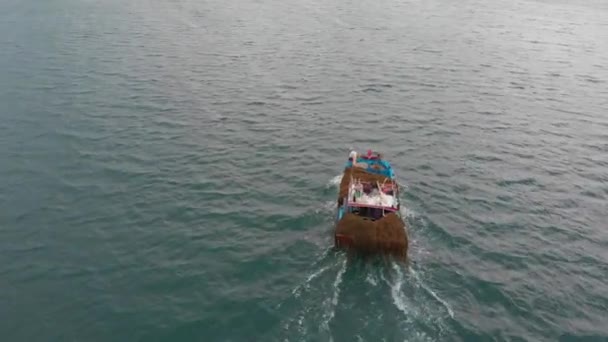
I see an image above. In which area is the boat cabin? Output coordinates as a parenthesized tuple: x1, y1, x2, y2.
(339, 178, 400, 221)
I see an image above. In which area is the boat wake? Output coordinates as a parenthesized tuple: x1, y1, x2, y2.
(282, 255, 454, 341)
(280, 251, 348, 340)
(327, 174, 343, 188)
(290, 247, 333, 298)
(321, 257, 347, 342)
(327, 172, 453, 320)
(410, 266, 455, 319)
(278, 174, 454, 341)
(387, 262, 412, 317)
(315, 200, 336, 215)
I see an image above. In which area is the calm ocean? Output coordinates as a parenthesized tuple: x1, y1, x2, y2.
(1, 0, 607, 340)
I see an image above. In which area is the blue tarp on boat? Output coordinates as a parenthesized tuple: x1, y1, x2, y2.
(344, 157, 395, 179)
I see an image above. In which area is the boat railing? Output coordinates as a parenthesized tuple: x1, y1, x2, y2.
(345, 202, 399, 212)
(349, 178, 398, 193)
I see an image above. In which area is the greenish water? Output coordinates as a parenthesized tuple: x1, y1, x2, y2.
(1, 0, 607, 341)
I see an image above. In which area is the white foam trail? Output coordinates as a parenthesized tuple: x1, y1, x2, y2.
(388, 262, 454, 320)
(365, 272, 378, 286)
(327, 174, 343, 188)
(284, 254, 341, 337)
(315, 200, 336, 214)
(289, 246, 333, 298)
(410, 267, 455, 319)
(322, 257, 347, 340)
(292, 264, 331, 298)
(331, 258, 347, 309)
(295, 305, 312, 336)
(399, 205, 418, 219)
(389, 262, 411, 317)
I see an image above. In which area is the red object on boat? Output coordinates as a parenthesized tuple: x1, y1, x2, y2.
(361, 149, 379, 160)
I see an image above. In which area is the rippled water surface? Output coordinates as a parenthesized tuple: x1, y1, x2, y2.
(1, 0, 607, 340)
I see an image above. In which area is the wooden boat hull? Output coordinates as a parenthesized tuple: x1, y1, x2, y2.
(334, 153, 409, 261)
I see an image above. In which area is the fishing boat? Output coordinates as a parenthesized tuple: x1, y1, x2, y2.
(334, 150, 408, 260)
